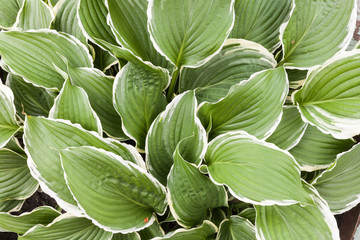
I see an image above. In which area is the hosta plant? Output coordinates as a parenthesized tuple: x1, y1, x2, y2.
(0, 0, 360, 239)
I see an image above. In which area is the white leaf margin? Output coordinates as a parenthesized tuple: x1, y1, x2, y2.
(59, 146, 168, 234)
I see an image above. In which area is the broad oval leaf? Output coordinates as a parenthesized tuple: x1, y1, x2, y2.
(205, 131, 312, 205)
(293, 50, 360, 139)
(289, 125, 354, 171)
(106, 0, 170, 69)
(0, 30, 92, 89)
(0, 199, 24, 213)
(60, 146, 167, 233)
(280, 0, 356, 68)
(266, 106, 308, 150)
(0, 206, 60, 234)
(113, 62, 169, 150)
(0, 149, 38, 201)
(67, 66, 127, 139)
(179, 39, 277, 103)
(167, 146, 227, 227)
(49, 79, 102, 135)
(24, 116, 143, 215)
(0, 0, 21, 29)
(255, 184, 339, 240)
(216, 216, 256, 240)
(78, 0, 118, 47)
(146, 91, 207, 185)
(19, 214, 113, 240)
(7, 74, 55, 118)
(54, 0, 86, 43)
(229, 0, 293, 51)
(16, 0, 54, 30)
(312, 143, 360, 214)
(0, 83, 20, 148)
(152, 220, 217, 240)
(198, 67, 288, 140)
(148, 0, 235, 68)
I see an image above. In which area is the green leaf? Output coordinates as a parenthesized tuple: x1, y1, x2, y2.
(167, 146, 227, 227)
(148, 0, 235, 68)
(4, 137, 26, 157)
(293, 50, 360, 139)
(0, 30, 92, 89)
(287, 69, 307, 89)
(0, 83, 20, 148)
(19, 214, 113, 240)
(92, 44, 117, 72)
(54, 0, 86, 43)
(255, 184, 339, 240)
(0, 149, 38, 201)
(0, 199, 24, 212)
(78, 0, 119, 48)
(198, 67, 288, 140)
(7, 73, 55, 118)
(60, 146, 167, 233)
(229, 0, 293, 51)
(238, 208, 256, 225)
(113, 62, 169, 150)
(112, 233, 141, 240)
(0, 206, 60, 234)
(280, 0, 356, 68)
(289, 125, 354, 171)
(49, 79, 102, 134)
(205, 131, 312, 205)
(0, 0, 21, 29)
(67, 66, 127, 139)
(216, 216, 256, 240)
(146, 91, 207, 185)
(179, 39, 277, 103)
(138, 220, 164, 239)
(24, 116, 143, 215)
(312, 143, 360, 214)
(106, 0, 171, 69)
(266, 106, 308, 150)
(16, 0, 54, 30)
(152, 220, 217, 240)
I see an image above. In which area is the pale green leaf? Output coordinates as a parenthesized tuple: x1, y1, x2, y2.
(19, 214, 113, 240)
(24, 116, 143, 215)
(67, 66, 127, 139)
(312, 143, 360, 214)
(280, 0, 356, 68)
(17, 0, 54, 30)
(289, 125, 354, 171)
(0, 83, 20, 148)
(106, 0, 171, 69)
(293, 50, 360, 139)
(78, 0, 118, 48)
(148, 0, 235, 68)
(179, 39, 277, 103)
(266, 106, 308, 150)
(0, 0, 21, 29)
(0, 199, 24, 213)
(167, 146, 227, 227)
(138, 220, 164, 239)
(152, 220, 217, 240)
(0, 206, 60, 234)
(216, 216, 255, 240)
(4, 137, 26, 157)
(92, 44, 117, 72)
(7, 74, 55, 118)
(146, 91, 207, 185)
(112, 232, 141, 240)
(205, 131, 312, 205)
(54, 0, 86, 43)
(198, 67, 288, 140)
(230, 0, 293, 51)
(60, 146, 167, 233)
(255, 184, 339, 240)
(0, 30, 92, 89)
(0, 149, 38, 201)
(113, 62, 169, 150)
(49, 79, 102, 134)
(287, 69, 307, 89)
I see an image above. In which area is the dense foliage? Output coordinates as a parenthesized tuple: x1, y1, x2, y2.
(0, 0, 360, 239)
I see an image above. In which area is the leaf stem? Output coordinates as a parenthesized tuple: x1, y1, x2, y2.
(166, 68, 180, 102)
